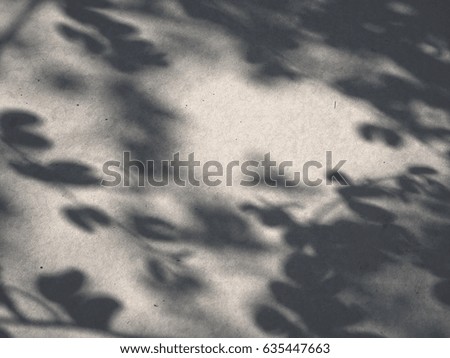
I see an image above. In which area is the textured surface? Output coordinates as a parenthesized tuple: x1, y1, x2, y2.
(0, 0, 449, 337)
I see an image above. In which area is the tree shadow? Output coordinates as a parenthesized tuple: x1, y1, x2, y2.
(0, 264, 136, 336)
(37, 269, 121, 330)
(182, 202, 265, 250)
(178, 0, 303, 82)
(0, 110, 52, 150)
(434, 280, 450, 307)
(298, 0, 450, 150)
(146, 258, 202, 295)
(171, 0, 450, 150)
(45, 69, 86, 92)
(337, 74, 450, 147)
(109, 80, 176, 161)
(0, 327, 11, 338)
(9, 161, 100, 186)
(300, 0, 450, 88)
(250, 165, 450, 337)
(56, 0, 169, 73)
(0, 109, 101, 187)
(0, 0, 43, 60)
(133, 215, 176, 242)
(1, 0, 450, 338)
(63, 206, 111, 233)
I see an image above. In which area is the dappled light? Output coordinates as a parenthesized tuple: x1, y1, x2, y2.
(0, 0, 449, 338)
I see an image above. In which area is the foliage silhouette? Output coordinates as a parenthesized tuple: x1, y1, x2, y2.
(0, 110, 52, 150)
(38, 269, 121, 330)
(250, 165, 450, 337)
(147, 259, 202, 294)
(10, 161, 99, 186)
(63, 206, 111, 233)
(0, 0, 449, 338)
(134, 215, 176, 241)
(57, 0, 168, 73)
(0, 327, 11, 338)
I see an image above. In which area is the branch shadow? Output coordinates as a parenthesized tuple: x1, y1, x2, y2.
(178, 0, 303, 82)
(250, 165, 450, 337)
(37, 269, 121, 330)
(56, 0, 169, 73)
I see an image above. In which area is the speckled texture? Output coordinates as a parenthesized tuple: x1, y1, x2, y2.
(0, 0, 449, 338)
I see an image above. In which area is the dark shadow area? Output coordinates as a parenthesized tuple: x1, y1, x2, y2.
(417, 221, 450, 310)
(134, 215, 176, 241)
(249, 164, 450, 337)
(337, 74, 450, 147)
(255, 304, 305, 337)
(0, 327, 11, 338)
(434, 280, 450, 307)
(37, 269, 121, 330)
(0, 109, 100, 187)
(338, 185, 397, 224)
(183, 203, 264, 250)
(178, 0, 303, 82)
(358, 123, 403, 148)
(0, 265, 135, 336)
(237, 157, 309, 191)
(0, 107, 127, 334)
(56, 0, 168, 73)
(326, 170, 353, 186)
(63, 206, 111, 233)
(0, 110, 52, 150)
(146, 258, 202, 294)
(119, 0, 169, 17)
(109, 79, 178, 164)
(170, 0, 450, 150)
(299, 0, 450, 88)
(9, 161, 99, 186)
(0, 0, 43, 59)
(46, 69, 87, 92)
(0, 282, 29, 324)
(298, 0, 450, 150)
(0, 191, 17, 338)
(1, 0, 449, 338)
